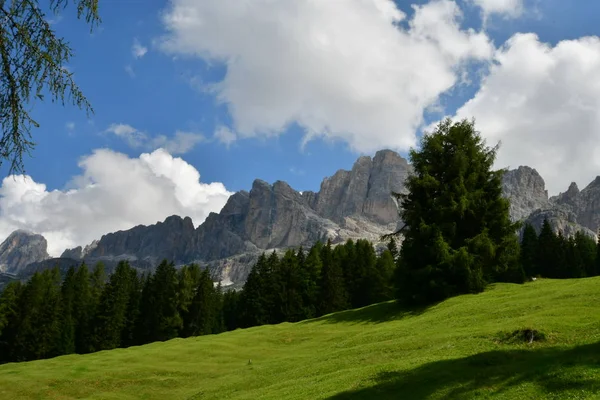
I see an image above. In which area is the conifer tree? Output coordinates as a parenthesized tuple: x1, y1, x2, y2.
(520, 223, 539, 278)
(0, 281, 23, 362)
(575, 231, 597, 277)
(317, 240, 348, 315)
(59, 267, 77, 355)
(72, 263, 93, 354)
(144, 260, 182, 342)
(184, 268, 219, 336)
(373, 249, 396, 302)
(537, 219, 558, 278)
(91, 261, 135, 351)
(222, 289, 240, 331)
(239, 253, 270, 328)
(395, 118, 521, 305)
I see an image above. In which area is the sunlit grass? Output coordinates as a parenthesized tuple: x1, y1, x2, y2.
(2, 278, 600, 399)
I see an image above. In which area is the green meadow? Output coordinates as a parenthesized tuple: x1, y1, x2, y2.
(2, 278, 600, 399)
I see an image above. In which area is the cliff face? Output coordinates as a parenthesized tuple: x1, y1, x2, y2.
(7, 149, 600, 286)
(502, 166, 549, 222)
(0, 230, 49, 274)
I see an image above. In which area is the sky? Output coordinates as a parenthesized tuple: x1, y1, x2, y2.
(2, 0, 600, 256)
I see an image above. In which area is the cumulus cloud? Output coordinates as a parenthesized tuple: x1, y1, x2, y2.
(213, 125, 236, 146)
(471, 0, 523, 19)
(0, 149, 232, 256)
(158, 0, 493, 153)
(132, 38, 148, 58)
(106, 123, 205, 154)
(450, 33, 600, 195)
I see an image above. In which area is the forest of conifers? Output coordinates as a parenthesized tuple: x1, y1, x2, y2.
(0, 218, 598, 365)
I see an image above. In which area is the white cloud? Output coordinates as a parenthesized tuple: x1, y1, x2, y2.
(66, 122, 75, 131)
(213, 125, 237, 146)
(0, 149, 232, 256)
(159, 0, 493, 153)
(132, 38, 148, 58)
(471, 0, 523, 19)
(106, 123, 205, 154)
(450, 33, 600, 195)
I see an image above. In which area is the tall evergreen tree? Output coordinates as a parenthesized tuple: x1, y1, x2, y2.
(58, 267, 77, 355)
(91, 261, 136, 351)
(223, 289, 240, 332)
(317, 240, 348, 315)
(72, 263, 93, 354)
(537, 219, 558, 278)
(239, 253, 270, 328)
(394, 118, 521, 305)
(520, 223, 539, 278)
(0, 281, 23, 362)
(144, 260, 182, 342)
(575, 231, 597, 277)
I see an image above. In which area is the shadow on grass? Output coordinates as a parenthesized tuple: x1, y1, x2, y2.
(328, 341, 600, 399)
(316, 301, 436, 325)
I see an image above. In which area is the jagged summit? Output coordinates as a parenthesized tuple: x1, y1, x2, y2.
(4, 149, 600, 285)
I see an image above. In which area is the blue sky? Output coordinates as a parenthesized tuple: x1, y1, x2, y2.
(10, 0, 565, 193)
(4, 0, 600, 255)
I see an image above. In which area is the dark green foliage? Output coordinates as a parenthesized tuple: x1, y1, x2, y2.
(184, 268, 222, 336)
(58, 267, 77, 355)
(0, 281, 23, 362)
(11, 268, 62, 361)
(396, 119, 521, 305)
(520, 224, 539, 277)
(92, 261, 137, 351)
(575, 232, 597, 277)
(223, 290, 240, 331)
(143, 260, 182, 342)
(318, 240, 349, 315)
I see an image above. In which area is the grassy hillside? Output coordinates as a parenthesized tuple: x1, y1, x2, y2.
(2, 278, 600, 399)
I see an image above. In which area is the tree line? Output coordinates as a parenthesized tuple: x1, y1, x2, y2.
(0, 238, 397, 364)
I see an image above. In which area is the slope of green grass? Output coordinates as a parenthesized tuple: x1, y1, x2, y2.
(2, 278, 600, 399)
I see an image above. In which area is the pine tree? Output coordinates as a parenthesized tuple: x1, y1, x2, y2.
(0, 281, 23, 363)
(300, 244, 323, 319)
(395, 118, 521, 305)
(537, 219, 558, 278)
(222, 289, 240, 332)
(58, 267, 77, 355)
(317, 240, 348, 315)
(91, 261, 136, 351)
(121, 267, 142, 348)
(72, 263, 93, 354)
(520, 224, 539, 278)
(575, 231, 597, 277)
(239, 253, 270, 328)
(12, 268, 62, 361)
(144, 260, 183, 342)
(373, 249, 396, 302)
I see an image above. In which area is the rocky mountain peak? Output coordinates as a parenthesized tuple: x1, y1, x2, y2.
(0, 230, 49, 274)
(501, 166, 549, 221)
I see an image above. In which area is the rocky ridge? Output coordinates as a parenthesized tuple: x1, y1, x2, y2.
(3, 150, 600, 286)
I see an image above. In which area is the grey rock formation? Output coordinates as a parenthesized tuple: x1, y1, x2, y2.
(0, 230, 49, 274)
(501, 166, 549, 221)
(11, 149, 600, 287)
(523, 208, 596, 239)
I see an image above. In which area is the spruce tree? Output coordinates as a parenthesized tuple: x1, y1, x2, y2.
(395, 118, 521, 305)
(575, 231, 597, 277)
(537, 219, 558, 278)
(317, 240, 348, 315)
(0, 281, 23, 363)
(222, 289, 240, 331)
(520, 223, 539, 278)
(72, 263, 93, 354)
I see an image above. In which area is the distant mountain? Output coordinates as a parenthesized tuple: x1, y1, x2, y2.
(0, 230, 49, 275)
(4, 149, 600, 286)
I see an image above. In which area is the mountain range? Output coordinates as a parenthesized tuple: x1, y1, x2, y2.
(1, 149, 598, 287)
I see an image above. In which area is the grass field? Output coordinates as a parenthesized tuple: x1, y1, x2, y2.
(2, 278, 600, 399)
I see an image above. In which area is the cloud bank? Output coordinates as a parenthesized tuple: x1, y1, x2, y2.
(0, 149, 232, 256)
(159, 0, 493, 153)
